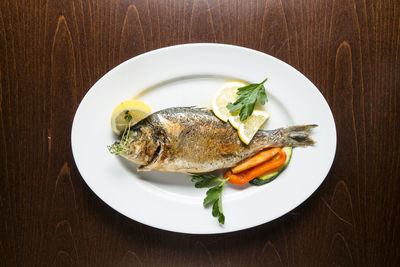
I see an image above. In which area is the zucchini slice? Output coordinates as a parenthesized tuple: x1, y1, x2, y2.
(249, 146, 293, 186)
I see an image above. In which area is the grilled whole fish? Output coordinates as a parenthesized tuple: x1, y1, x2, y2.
(112, 107, 317, 173)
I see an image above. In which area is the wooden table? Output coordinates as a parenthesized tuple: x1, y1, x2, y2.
(1, 0, 399, 266)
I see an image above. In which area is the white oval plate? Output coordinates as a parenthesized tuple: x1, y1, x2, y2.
(71, 43, 336, 234)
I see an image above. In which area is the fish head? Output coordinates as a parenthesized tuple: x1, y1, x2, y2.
(119, 124, 161, 165)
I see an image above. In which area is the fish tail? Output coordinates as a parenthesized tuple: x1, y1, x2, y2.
(279, 124, 318, 147)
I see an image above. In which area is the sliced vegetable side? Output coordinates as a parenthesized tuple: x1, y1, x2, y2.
(250, 146, 293, 186)
(225, 147, 287, 185)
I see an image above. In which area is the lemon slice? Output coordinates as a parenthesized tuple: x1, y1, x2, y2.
(236, 110, 270, 145)
(111, 99, 151, 135)
(211, 81, 247, 122)
(228, 115, 241, 130)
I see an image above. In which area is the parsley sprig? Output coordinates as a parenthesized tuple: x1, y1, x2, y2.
(191, 174, 229, 224)
(226, 77, 268, 121)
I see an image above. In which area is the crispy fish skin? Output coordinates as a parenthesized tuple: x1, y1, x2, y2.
(117, 107, 316, 173)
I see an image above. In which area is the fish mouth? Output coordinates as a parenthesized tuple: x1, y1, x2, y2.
(138, 142, 163, 171)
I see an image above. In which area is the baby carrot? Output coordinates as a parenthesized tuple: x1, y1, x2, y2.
(225, 148, 287, 185)
(231, 147, 280, 174)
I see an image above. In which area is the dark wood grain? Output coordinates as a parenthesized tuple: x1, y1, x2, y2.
(1, 0, 399, 266)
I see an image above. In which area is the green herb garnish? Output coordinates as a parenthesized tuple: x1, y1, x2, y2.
(226, 77, 268, 121)
(107, 125, 132, 155)
(191, 174, 229, 224)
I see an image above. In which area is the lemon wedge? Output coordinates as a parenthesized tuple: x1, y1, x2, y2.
(211, 81, 247, 122)
(234, 110, 270, 145)
(111, 99, 151, 135)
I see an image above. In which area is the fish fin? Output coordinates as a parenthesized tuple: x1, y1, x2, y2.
(280, 124, 318, 146)
(185, 106, 210, 112)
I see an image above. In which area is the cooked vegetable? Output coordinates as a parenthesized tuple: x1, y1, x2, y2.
(231, 147, 280, 174)
(225, 147, 287, 185)
(250, 146, 293, 186)
(226, 77, 268, 121)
